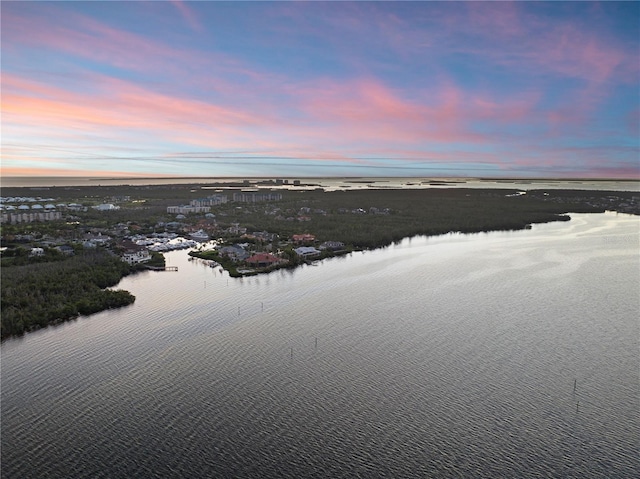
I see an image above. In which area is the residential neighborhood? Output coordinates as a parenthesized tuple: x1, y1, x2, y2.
(2, 184, 638, 279)
(2, 181, 639, 343)
(0, 187, 355, 276)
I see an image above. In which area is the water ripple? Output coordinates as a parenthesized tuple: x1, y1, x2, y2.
(2, 213, 639, 478)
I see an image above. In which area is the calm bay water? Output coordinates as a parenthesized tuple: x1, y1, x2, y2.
(2, 212, 639, 478)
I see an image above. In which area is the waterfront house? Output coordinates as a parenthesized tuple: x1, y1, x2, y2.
(294, 246, 321, 258)
(121, 246, 151, 264)
(245, 252, 281, 268)
(319, 241, 345, 251)
(119, 240, 152, 264)
(218, 245, 249, 262)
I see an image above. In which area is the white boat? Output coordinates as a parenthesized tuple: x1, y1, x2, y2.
(190, 230, 210, 241)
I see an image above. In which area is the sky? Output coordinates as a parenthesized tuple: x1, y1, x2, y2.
(2, 1, 639, 179)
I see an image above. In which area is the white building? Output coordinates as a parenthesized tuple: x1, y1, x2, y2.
(167, 205, 211, 214)
(294, 246, 321, 258)
(232, 192, 282, 203)
(122, 248, 151, 264)
(319, 241, 345, 251)
(190, 194, 228, 207)
(94, 203, 120, 211)
(1, 211, 63, 224)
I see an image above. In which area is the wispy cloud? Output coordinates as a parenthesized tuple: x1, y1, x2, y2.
(170, 0, 204, 34)
(5, 68, 636, 178)
(1, 1, 638, 178)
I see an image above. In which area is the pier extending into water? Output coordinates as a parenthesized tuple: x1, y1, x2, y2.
(144, 265, 178, 271)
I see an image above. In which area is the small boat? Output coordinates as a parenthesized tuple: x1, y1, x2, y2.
(190, 230, 210, 241)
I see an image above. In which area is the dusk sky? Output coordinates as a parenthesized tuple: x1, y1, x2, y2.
(2, 1, 639, 179)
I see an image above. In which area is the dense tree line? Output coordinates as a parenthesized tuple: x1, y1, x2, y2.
(1, 250, 134, 339)
(223, 189, 599, 248)
(0, 245, 73, 266)
(1, 185, 633, 339)
(191, 188, 603, 276)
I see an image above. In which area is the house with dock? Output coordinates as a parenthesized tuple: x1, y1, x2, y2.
(245, 252, 282, 268)
(218, 244, 250, 262)
(319, 241, 345, 251)
(119, 240, 152, 264)
(294, 246, 321, 259)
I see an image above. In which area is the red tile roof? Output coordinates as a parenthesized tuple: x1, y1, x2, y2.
(246, 252, 280, 265)
(292, 233, 315, 242)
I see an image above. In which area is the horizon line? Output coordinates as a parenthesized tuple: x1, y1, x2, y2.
(2, 175, 639, 182)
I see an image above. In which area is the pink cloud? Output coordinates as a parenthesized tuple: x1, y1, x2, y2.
(461, 5, 639, 88)
(298, 79, 456, 144)
(170, 0, 204, 33)
(363, 2, 639, 88)
(583, 165, 640, 179)
(3, 65, 634, 179)
(1, 165, 174, 178)
(2, 6, 255, 82)
(293, 77, 543, 147)
(526, 24, 634, 85)
(3, 71, 548, 165)
(3, 10, 174, 73)
(627, 108, 640, 135)
(465, 1, 524, 38)
(3, 73, 266, 142)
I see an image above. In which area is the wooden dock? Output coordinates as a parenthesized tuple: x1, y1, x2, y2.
(145, 265, 178, 271)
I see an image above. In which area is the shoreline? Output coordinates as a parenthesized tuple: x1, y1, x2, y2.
(3, 210, 638, 341)
(2, 184, 638, 339)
